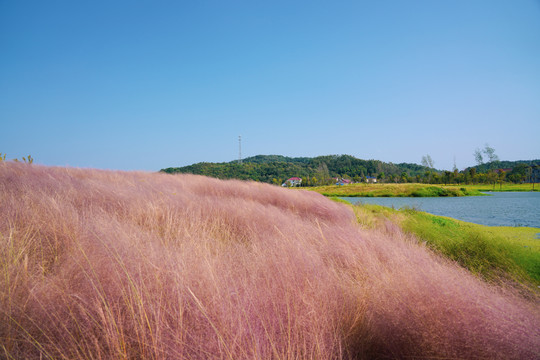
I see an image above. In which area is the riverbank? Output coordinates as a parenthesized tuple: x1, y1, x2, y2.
(301, 183, 485, 197)
(342, 200, 540, 297)
(339, 192, 540, 228)
(446, 183, 539, 192)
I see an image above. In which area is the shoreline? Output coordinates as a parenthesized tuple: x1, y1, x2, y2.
(300, 183, 537, 198)
(345, 201, 540, 294)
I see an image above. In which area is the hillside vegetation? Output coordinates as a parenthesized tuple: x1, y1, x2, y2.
(161, 154, 429, 185)
(1, 163, 539, 359)
(161, 154, 539, 187)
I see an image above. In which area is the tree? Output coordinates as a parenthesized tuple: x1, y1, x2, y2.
(474, 148, 484, 165)
(421, 154, 434, 169)
(423, 170, 431, 184)
(497, 170, 506, 190)
(315, 162, 330, 185)
(443, 171, 452, 185)
(487, 170, 498, 189)
(483, 144, 499, 163)
(400, 171, 409, 183)
(532, 165, 540, 190)
(474, 144, 498, 166)
(508, 163, 529, 183)
(469, 168, 477, 184)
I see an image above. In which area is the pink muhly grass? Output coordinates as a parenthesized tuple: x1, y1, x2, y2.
(0, 161, 538, 359)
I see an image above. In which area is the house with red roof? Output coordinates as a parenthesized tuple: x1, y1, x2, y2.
(335, 178, 352, 185)
(282, 177, 302, 187)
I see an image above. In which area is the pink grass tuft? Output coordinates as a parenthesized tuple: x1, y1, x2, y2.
(1, 162, 538, 359)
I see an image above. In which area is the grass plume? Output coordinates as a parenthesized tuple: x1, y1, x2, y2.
(1, 162, 539, 359)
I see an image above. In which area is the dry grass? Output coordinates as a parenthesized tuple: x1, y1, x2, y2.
(1, 162, 539, 359)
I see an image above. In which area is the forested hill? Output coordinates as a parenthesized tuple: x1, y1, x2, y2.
(463, 160, 540, 174)
(160, 155, 430, 185)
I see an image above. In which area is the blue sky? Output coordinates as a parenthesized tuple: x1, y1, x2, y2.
(1, 1, 539, 171)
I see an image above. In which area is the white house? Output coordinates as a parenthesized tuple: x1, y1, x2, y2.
(366, 176, 377, 183)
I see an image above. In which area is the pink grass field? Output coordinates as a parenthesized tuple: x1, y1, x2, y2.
(1, 162, 539, 359)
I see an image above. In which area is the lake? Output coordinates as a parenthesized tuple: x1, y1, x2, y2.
(342, 192, 540, 228)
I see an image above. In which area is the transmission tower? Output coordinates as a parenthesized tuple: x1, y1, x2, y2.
(238, 135, 242, 164)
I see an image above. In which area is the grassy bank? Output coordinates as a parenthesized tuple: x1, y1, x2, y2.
(350, 202, 540, 295)
(1, 163, 539, 359)
(445, 183, 539, 192)
(303, 183, 485, 197)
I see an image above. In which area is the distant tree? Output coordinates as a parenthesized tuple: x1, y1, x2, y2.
(400, 171, 409, 183)
(474, 144, 498, 166)
(469, 168, 477, 184)
(476, 173, 487, 184)
(508, 163, 529, 183)
(316, 163, 330, 185)
(498, 170, 506, 190)
(483, 144, 499, 163)
(487, 170, 498, 189)
(532, 165, 540, 190)
(421, 154, 434, 169)
(423, 170, 431, 184)
(443, 171, 452, 185)
(474, 148, 484, 165)
(377, 172, 385, 183)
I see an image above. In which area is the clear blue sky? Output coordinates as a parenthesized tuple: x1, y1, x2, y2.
(2, 1, 539, 171)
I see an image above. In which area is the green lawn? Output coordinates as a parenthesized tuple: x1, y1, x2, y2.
(301, 183, 485, 197)
(444, 183, 539, 192)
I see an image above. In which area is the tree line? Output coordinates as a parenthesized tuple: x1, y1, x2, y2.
(160, 153, 539, 187)
(161, 155, 428, 186)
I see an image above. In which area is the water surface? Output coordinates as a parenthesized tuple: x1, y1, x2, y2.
(342, 192, 540, 228)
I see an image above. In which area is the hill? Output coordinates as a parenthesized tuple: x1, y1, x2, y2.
(161, 154, 430, 185)
(162, 156, 540, 186)
(1, 162, 539, 359)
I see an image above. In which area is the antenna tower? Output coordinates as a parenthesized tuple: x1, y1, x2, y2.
(238, 135, 242, 164)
